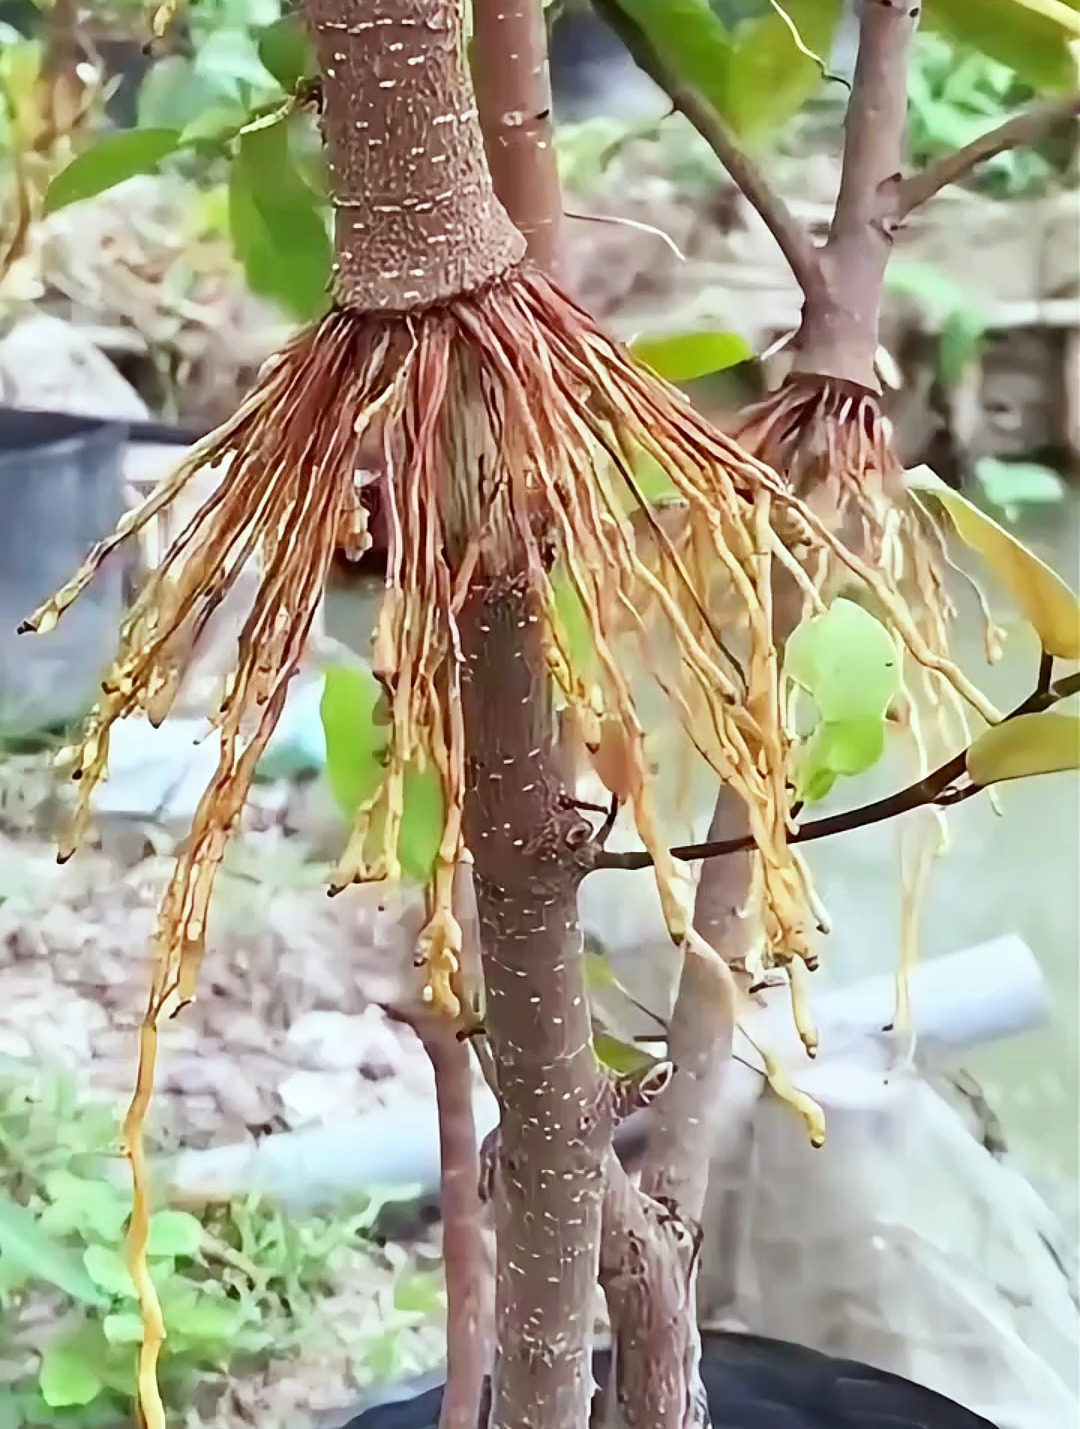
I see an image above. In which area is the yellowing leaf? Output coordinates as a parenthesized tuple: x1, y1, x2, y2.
(907, 465, 1080, 658)
(926, 0, 1080, 89)
(629, 328, 752, 384)
(966, 712, 1080, 786)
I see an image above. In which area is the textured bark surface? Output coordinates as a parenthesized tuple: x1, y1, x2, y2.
(461, 576, 609, 1429)
(471, 0, 562, 272)
(302, 0, 525, 310)
(792, 0, 920, 388)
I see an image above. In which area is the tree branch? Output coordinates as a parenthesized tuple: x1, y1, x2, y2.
(590, 0, 825, 305)
(895, 92, 1080, 217)
(594, 669, 1080, 873)
(412, 1012, 492, 1429)
(471, 0, 562, 271)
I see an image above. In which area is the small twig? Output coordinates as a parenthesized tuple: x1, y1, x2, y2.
(564, 208, 687, 261)
(1037, 650, 1056, 697)
(895, 93, 1080, 217)
(591, 0, 825, 304)
(595, 669, 1080, 872)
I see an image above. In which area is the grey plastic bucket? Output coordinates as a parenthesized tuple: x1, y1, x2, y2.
(0, 408, 129, 737)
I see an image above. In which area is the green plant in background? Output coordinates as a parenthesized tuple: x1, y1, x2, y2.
(907, 30, 1058, 197)
(0, 1066, 442, 1426)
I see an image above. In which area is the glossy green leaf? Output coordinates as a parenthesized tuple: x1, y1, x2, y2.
(785, 598, 901, 802)
(258, 14, 316, 90)
(228, 119, 331, 320)
(320, 664, 445, 885)
(43, 129, 182, 213)
(630, 328, 753, 384)
(38, 1325, 106, 1409)
(966, 712, 1080, 786)
(146, 1209, 202, 1259)
(549, 566, 597, 679)
(907, 465, 1080, 658)
(0, 1195, 108, 1307)
(925, 0, 1080, 91)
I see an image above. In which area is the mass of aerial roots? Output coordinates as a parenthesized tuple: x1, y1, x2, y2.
(734, 376, 1004, 771)
(21, 265, 998, 1424)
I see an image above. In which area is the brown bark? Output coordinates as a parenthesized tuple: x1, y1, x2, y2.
(460, 576, 608, 1429)
(470, 0, 562, 272)
(302, 0, 525, 310)
(413, 1012, 492, 1429)
(791, 0, 920, 388)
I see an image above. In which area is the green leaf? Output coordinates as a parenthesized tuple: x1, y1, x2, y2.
(194, 27, 280, 98)
(398, 765, 445, 886)
(392, 1269, 444, 1316)
(717, 0, 844, 137)
(137, 56, 222, 131)
(907, 465, 1080, 659)
(974, 458, 1066, 513)
(925, 0, 1080, 91)
(43, 129, 182, 214)
(320, 664, 386, 815)
(0, 1196, 108, 1307)
(41, 1171, 128, 1244)
(629, 328, 753, 384)
(593, 1032, 662, 1077)
(785, 598, 901, 723)
(82, 1244, 137, 1299)
(146, 1209, 202, 1259)
(102, 1311, 144, 1346)
(320, 664, 445, 885)
(157, 1286, 253, 1342)
(966, 712, 1080, 786)
(258, 14, 316, 90)
(785, 598, 901, 802)
(228, 119, 331, 320)
(549, 566, 597, 678)
(38, 1326, 106, 1409)
(609, 0, 735, 108)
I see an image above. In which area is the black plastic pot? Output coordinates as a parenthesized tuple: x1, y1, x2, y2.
(337, 1331, 998, 1429)
(0, 408, 129, 737)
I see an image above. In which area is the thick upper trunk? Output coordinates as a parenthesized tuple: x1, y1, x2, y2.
(303, 0, 525, 309)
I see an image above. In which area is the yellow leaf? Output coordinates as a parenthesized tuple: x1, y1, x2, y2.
(966, 712, 1080, 787)
(907, 466, 1080, 659)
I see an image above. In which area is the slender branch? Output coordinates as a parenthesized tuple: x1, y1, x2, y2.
(895, 93, 1080, 217)
(412, 1013, 492, 1429)
(590, 0, 825, 304)
(594, 670, 1080, 872)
